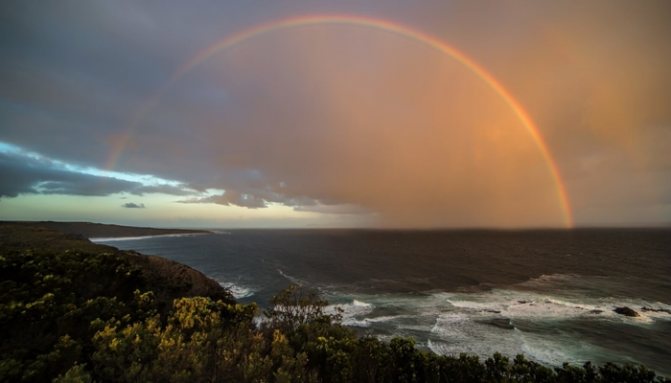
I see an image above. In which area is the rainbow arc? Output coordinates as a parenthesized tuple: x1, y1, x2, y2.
(107, 14, 573, 228)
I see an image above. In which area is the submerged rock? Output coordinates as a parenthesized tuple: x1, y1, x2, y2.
(613, 306, 639, 317)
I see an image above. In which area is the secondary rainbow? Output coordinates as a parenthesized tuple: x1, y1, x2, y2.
(109, 14, 574, 227)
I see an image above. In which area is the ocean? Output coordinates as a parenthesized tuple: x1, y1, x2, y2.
(95, 229, 671, 375)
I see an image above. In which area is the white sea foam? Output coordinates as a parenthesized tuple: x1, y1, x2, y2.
(217, 281, 255, 299)
(352, 299, 372, 307)
(277, 269, 305, 286)
(442, 289, 671, 324)
(518, 273, 580, 287)
(326, 299, 374, 327)
(427, 311, 595, 365)
(343, 315, 411, 328)
(519, 335, 581, 365)
(429, 313, 526, 360)
(327, 299, 373, 316)
(324, 285, 670, 368)
(327, 286, 670, 334)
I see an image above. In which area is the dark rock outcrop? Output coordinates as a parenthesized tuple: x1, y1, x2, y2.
(613, 306, 639, 317)
(641, 307, 671, 315)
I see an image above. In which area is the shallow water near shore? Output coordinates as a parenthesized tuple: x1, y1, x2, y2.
(96, 229, 671, 375)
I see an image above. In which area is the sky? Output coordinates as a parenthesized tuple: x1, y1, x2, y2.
(1, 1, 670, 229)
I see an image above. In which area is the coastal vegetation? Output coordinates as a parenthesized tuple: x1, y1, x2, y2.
(0, 222, 668, 382)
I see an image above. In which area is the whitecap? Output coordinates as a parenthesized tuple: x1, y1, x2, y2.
(276, 269, 305, 286)
(518, 273, 580, 287)
(217, 281, 255, 299)
(352, 299, 372, 308)
(326, 298, 375, 326)
(442, 289, 671, 324)
(428, 312, 592, 366)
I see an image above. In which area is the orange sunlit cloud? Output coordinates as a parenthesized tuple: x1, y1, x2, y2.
(128, 24, 566, 227)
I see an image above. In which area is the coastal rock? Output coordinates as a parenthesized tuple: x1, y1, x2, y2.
(641, 307, 671, 315)
(613, 306, 639, 317)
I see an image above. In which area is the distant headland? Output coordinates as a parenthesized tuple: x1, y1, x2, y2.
(1, 220, 211, 239)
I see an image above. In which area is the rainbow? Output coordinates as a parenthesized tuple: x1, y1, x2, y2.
(109, 14, 573, 227)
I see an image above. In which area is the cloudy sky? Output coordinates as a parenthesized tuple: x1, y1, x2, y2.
(1, 1, 670, 228)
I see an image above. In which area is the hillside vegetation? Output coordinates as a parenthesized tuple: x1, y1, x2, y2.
(2, 221, 210, 239)
(0, 223, 667, 382)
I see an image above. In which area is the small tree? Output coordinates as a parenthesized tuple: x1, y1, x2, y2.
(264, 284, 333, 332)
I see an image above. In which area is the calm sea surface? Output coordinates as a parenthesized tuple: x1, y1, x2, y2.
(96, 229, 671, 375)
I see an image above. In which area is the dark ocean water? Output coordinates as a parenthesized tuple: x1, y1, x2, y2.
(95, 229, 671, 375)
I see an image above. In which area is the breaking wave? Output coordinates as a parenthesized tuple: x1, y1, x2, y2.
(277, 269, 305, 286)
(217, 281, 256, 299)
(326, 299, 375, 327)
(320, 279, 671, 367)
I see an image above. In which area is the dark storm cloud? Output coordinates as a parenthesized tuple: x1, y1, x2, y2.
(0, 151, 142, 197)
(0, 148, 194, 198)
(0, 0, 330, 166)
(122, 202, 145, 209)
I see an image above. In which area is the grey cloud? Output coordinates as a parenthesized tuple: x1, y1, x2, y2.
(0, 151, 142, 197)
(133, 184, 196, 196)
(294, 204, 372, 215)
(181, 190, 267, 209)
(179, 185, 321, 210)
(0, 150, 193, 198)
(122, 202, 145, 208)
